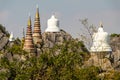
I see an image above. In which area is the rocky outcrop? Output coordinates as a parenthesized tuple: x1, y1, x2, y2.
(84, 35, 120, 71)
(84, 53, 113, 71)
(110, 36, 120, 70)
(42, 29, 73, 48)
(0, 30, 9, 51)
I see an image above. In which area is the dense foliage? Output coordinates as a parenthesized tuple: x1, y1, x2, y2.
(0, 39, 120, 80)
(0, 40, 97, 80)
(110, 33, 120, 37)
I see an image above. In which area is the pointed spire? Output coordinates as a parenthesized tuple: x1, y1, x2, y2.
(35, 5, 39, 18)
(28, 13, 31, 26)
(33, 5, 42, 44)
(21, 28, 25, 48)
(99, 21, 103, 28)
(23, 28, 25, 38)
(23, 14, 35, 54)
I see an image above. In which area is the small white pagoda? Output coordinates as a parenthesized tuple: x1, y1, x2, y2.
(45, 15, 60, 32)
(90, 22, 112, 52)
(9, 32, 14, 42)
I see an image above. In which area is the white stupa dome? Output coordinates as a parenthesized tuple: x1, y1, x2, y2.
(90, 23, 112, 52)
(45, 15, 60, 32)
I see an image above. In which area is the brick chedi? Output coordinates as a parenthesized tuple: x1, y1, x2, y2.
(23, 15, 35, 54)
(32, 6, 42, 44)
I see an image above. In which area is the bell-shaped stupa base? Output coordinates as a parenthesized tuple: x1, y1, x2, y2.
(45, 27, 60, 32)
(90, 46, 112, 52)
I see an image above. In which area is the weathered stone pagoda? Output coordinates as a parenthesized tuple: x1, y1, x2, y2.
(32, 6, 42, 45)
(23, 15, 35, 54)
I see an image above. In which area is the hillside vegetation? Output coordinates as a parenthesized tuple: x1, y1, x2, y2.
(0, 24, 120, 80)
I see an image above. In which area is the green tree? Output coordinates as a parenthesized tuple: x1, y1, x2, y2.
(110, 33, 120, 37)
(0, 40, 102, 80)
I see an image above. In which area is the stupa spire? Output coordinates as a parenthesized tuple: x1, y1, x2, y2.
(98, 21, 104, 32)
(28, 13, 31, 26)
(36, 5, 39, 18)
(23, 14, 35, 54)
(33, 5, 42, 44)
(99, 21, 103, 28)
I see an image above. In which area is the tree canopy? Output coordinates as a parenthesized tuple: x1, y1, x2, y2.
(0, 39, 120, 79)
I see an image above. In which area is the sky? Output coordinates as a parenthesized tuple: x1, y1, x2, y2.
(0, 0, 120, 38)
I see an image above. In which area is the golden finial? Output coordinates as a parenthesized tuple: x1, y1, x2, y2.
(28, 13, 31, 26)
(99, 21, 103, 28)
(36, 5, 39, 18)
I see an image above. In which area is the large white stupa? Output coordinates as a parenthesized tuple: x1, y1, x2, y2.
(90, 22, 112, 52)
(45, 15, 60, 32)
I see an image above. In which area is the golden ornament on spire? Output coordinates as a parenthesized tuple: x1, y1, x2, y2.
(99, 21, 103, 28)
(28, 14, 31, 26)
(36, 5, 39, 18)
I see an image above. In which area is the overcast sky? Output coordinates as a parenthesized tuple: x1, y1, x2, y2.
(0, 0, 120, 38)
